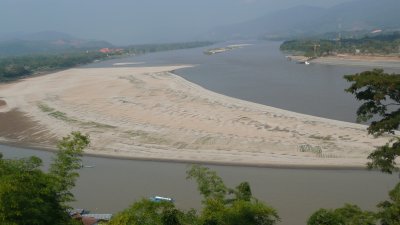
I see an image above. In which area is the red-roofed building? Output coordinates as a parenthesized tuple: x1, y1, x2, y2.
(99, 48, 112, 53)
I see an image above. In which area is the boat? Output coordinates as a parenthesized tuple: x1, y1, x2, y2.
(80, 163, 95, 168)
(305, 61, 310, 65)
(150, 196, 174, 203)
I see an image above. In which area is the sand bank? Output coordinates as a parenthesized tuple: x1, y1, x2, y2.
(313, 55, 400, 69)
(204, 44, 252, 55)
(288, 54, 400, 69)
(113, 62, 145, 66)
(0, 66, 393, 167)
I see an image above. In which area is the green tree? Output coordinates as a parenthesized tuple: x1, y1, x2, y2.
(344, 69, 400, 174)
(0, 157, 79, 225)
(334, 204, 376, 225)
(233, 182, 253, 201)
(110, 165, 279, 225)
(186, 165, 228, 201)
(223, 200, 280, 225)
(308, 209, 344, 225)
(377, 183, 400, 225)
(307, 205, 376, 225)
(50, 131, 90, 204)
(306, 69, 400, 225)
(108, 199, 195, 225)
(187, 165, 279, 225)
(0, 132, 89, 225)
(0, 156, 71, 225)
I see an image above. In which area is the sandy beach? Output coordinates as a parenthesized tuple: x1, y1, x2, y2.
(313, 55, 400, 69)
(0, 65, 393, 167)
(289, 54, 400, 68)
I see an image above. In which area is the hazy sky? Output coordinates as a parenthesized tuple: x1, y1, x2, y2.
(0, 0, 354, 45)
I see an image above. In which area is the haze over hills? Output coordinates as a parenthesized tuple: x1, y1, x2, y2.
(0, 31, 113, 57)
(1, 0, 399, 54)
(207, 0, 400, 40)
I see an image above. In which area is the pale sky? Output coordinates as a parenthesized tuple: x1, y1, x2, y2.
(0, 0, 354, 45)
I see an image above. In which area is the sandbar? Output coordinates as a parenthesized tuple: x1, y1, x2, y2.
(289, 54, 400, 69)
(0, 65, 393, 167)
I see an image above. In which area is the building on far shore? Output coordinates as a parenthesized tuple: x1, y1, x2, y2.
(69, 209, 112, 225)
(99, 48, 124, 54)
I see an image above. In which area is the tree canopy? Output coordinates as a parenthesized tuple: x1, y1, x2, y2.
(50, 131, 90, 204)
(0, 131, 89, 225)
(307, 204, 376, 225)
(344, 69, 400, 173)
(377, 183, 400, 225)
(186, 165, 280, 225)
(109, 165, 279, 225)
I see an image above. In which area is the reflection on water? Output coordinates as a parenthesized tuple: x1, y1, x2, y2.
(1, 145, 397, 225)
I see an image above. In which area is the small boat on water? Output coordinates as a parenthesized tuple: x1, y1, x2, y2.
(295, 60, 311, 65)
(80, 163, 95, 168)
(150, 196, 174, 203)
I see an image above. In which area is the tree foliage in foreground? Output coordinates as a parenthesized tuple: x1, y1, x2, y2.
(306, 69, 400, 225)
(307, 204, 376, 225)
(377, 182, 400, 225)
(50, 131, 90, 204)
(307, 183, 400, 225)
(108, 199, 197, 225)
(0, 132, 89, 225)
(186, 165, 279, 225)
(344, 69, 400, 174)
(109, 165, 279, 225)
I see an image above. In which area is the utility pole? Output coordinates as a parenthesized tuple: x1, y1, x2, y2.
(313, 44, 320, 57)
(338, 23, 342, 48)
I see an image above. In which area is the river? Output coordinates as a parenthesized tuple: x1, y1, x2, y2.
(1, 144, 397, 225)
(2, 41, 400, 224)
(85, 40, 400, 122)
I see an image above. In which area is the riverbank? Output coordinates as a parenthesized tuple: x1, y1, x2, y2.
(287, 54, 400, 68)
(0, 66, 393, 167)
(313, 55, 400, 68)
(204, 44, 252, 55)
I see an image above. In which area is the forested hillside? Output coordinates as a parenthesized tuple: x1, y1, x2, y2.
(280, 32, 400, 57)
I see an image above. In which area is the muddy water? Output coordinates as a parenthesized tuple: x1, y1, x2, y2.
(1, 145, 397, 225)
(85, 41, 400, 123)
(2, 41, 400, 224)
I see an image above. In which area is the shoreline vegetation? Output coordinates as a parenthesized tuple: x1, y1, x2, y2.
(280, 32, 400, 67)
(0, 41, 213, 82)
(0, 65, 394, 168)
(286, 54, 400, 68)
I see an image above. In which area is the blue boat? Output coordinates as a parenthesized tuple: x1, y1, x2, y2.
(150, 196, 174, 203)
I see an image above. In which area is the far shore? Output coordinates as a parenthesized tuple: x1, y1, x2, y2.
(288, 54, 400, 68)
(0, 66, 395, 168)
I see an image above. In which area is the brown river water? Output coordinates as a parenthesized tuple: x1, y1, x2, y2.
(2, 41, 400, 224)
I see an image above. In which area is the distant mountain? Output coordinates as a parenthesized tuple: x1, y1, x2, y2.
(206, 0, 400, 40)
(0, 31, 113, 57)
(0, 31, 74, 42)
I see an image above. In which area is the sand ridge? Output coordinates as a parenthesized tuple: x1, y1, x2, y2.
(0, 65, 393, 167)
